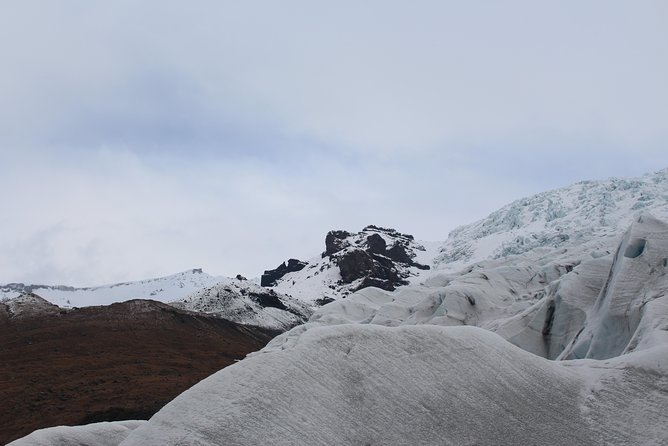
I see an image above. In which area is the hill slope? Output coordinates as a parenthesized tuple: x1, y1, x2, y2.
(0, 296, 277, 445)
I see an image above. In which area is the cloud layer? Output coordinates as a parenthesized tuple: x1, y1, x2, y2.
(1, 1, 667, 285)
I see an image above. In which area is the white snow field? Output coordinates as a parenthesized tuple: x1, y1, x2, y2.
(7, 421, 145, 446)
(0, 269, 224, 308)
(1, 270, 312, 330)
(119, 325, 668, 445)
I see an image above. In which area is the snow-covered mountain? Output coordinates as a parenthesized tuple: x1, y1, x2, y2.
(171, 278, 312, 331)
(0, 269, 223, 308)
(0, 269, 311, 330)
(266, 225, 439, 303)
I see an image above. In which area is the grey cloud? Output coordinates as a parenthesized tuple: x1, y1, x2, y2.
(1, 1, 667, 285)
(1, 1, 666, 155)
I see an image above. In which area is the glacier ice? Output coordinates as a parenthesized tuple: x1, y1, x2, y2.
(8, 421, 144, 446)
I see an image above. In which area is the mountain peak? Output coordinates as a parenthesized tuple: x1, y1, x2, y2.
(267, 225, 431, 303)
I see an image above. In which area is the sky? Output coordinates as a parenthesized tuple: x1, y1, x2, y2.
(1, 1, 667, 286)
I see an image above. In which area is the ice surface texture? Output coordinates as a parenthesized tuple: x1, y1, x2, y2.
(120, 325, 668, 445)
(8, 421, 144, 446)
(436, 168, 668, 269)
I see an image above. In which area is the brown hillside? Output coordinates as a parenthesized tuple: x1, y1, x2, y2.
(0, 297, 278, 444)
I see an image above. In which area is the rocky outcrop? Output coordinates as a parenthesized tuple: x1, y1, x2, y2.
(261, 259, 307, 287)
(267, 225, 432, 302)
(337, 249, 406, 292)
(331, 227, 430, 292)
(323, 230, 352, 257)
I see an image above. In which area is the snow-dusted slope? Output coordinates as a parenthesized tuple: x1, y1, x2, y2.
(172, 278, 313, 331)
(0, 269, 223, 308)
(0, 293, 62, 321)
(1, 271, 310, 330)
(436, 168, 668, 270)
(119, 325, 668, 446)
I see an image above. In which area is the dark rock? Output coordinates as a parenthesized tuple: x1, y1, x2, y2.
(249, 291, 287, 311)
(314, 296, 336, 306)
(366, 233, 387, 254)
(336, 249, 406, 290)
(235, 275, 247, 281)
(324, 230, 352, 257)
(354, 276, 407, 292)
(248, 291, 306, 318)
(363, 225, 414, 240)
(261, 259, 307, 287)
(386, 243, 413, 264)
(386, 242, 430, 270)
(337, 250, 376, 283)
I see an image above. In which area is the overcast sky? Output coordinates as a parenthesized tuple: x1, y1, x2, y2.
(1, 1, 667, 286)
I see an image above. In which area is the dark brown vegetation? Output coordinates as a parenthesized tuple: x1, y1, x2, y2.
(0, 297, 278, 444)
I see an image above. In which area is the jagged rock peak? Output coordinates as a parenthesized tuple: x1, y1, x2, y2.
(261, 259, 308, 287)
(268, 225, 432, 303)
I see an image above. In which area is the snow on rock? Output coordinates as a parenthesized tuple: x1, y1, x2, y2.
(8, 421, 145, 446)
(269, 225, 438, 304)
(120, 325, 668, 445)
(0, 293, 62, 321)
(436, 168, 668, 270)
(0, 269, 224, 308)
(260, 259, 307, 287)
(171, 277, 313, 331)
